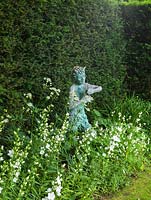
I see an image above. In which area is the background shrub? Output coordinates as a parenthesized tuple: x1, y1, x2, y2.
(121, 2, 151, 99)
(0, 0, 125, 120)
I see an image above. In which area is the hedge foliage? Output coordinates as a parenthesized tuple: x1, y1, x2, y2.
(0, 0, 125, 119)
(121, 3, 151, 99)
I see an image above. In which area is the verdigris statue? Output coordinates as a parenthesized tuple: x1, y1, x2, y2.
(69, 66, 102, 132)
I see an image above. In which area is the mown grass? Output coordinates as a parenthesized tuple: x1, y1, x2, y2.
(121, 0, 151, 6)
(102, 165, 151, 200)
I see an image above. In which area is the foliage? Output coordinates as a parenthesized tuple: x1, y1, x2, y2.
(0, 0, 125, 119)
(0, 88, 150, 199)
(110, 96, 151, 132)
(121, 3, 151, 99)
(121, 0, 151, 5)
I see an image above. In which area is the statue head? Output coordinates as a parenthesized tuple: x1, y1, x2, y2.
(72, 66, 86, 84)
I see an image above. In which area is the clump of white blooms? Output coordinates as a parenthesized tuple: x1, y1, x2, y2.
(0, 146, 4, 162)
(42, 173, 63, 200)
(26, 102, 34, 108)
(0, 110, 10, 135)
(0, 129, 31, 198)
(43, 77, 60, 98)
(70, 110, 149, 175)
(24, 92, 32, 100)
(8, 149, 14, 158)
(0, 187, 3, 194)
(0, 76, 150, 200)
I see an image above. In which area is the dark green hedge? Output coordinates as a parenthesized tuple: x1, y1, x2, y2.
(121, 4, 151, 99)
(0, 0, 125, 118)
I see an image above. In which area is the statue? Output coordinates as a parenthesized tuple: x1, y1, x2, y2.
(69, 66, 102, 132)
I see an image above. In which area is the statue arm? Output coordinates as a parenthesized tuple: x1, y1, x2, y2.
(86, 83, 102, 95)
(69, 86, 93, 110)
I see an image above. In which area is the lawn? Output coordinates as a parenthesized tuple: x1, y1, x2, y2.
(103, 166, 151, 200)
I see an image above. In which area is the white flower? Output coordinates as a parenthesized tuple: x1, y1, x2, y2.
(85, 106, 90, 111)
(13, 177, 18, 183)
(0, 187, 3, 193)
(16, 171, 20, 177)
(3, 119, 9, 123)
(46, 144, 50, 149)
(117, 126, 122, 132)
(26, 93, 32, 99)
(56, 185, 62, 196)
(102, 153, 106, 157)
(0, 157, 4, 161)
(118, 112, 122, 117)
(47, 188, 52, 193)
(8, 150, 14, 157)
(128, 133, 132, 139)
(136, 118, 140, 123)
(14, 161, 20, 169)
(136, 126, 141, 132)
(91, 130, 97, 138)
(27, 102, 34, 108)
(112, 135, 120, 142)
(40, 148, 45, 155)
(109, 144, 115, 151)
(46, 78, 51, 82)
(1, 145, 4, 150)
(48, 192, 55, 200)
(62, 164, 66, 169)
(46, 96, 51, 100)
(56, 176, 62, 185)
(94, 121, 99, 127)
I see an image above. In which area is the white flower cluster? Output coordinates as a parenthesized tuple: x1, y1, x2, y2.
(100, 119, 147, 160)
(44, 77, 52, 85)
(61, 113, 69, 131)
(71, 128, 98, 172)
(7, 144, 30, 184)
(40, 143, 50, 156)
(38, 125, 65, 157)
(42, 174, 62, 200)
(108, 134, 121, 154)
(0, 130, 31, 198)
(26, 102, 34, 108)
(17, 156, 39, 198)
(80, 129, 97, 143)
(0, 114, 10, 134)
(43, 77, 60, 98)
(8, 149, 14, 158)
(24, 93, 32, 100)
(34, 106, 66, 163)
(0, 146, 4, 162)
(23, 93, 34, 111)
(0, 186, 3, 194)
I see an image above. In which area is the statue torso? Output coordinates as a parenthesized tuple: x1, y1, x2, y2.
(74, 84, 86, 99)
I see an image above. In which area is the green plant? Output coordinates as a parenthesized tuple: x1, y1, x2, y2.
(0, 94, 150, 199)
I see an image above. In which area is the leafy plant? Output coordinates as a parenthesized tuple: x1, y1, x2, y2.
(0, 89, 150, 199)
